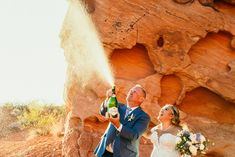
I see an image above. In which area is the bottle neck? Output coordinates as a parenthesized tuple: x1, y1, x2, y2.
(112, 85, 116, 93)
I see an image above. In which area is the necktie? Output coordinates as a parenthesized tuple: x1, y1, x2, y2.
(125, 107, 132, 119)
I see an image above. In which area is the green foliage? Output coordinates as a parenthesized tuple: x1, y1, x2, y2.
(1, 101, 65, 136)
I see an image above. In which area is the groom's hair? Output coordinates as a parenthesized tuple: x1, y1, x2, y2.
(135, 84, 146, 99)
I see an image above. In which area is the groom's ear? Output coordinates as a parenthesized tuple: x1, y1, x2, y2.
(139, 96, 145, 103)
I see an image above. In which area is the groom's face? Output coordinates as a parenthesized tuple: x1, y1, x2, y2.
(126, 86, 144, 106)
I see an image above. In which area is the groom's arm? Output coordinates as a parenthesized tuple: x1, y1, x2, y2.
(119, 114, 150, 140)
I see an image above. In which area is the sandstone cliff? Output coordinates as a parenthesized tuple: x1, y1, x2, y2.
(60, 0, 235, 156)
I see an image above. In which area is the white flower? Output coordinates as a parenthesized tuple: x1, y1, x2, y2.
(176, 129, 208, 156)
(200, 134, 206, 142)
(182, 124, 190, 131)
(177, 132, 182, 136)
(189, 145, 197, 156)
(128, 114, 135, 121)
(186, 141, 192, 146)
(200, 144, 205, 150)
(190, 134, 197, 144)
(176, 137, 181, 144)
(190, 133, 194, 137)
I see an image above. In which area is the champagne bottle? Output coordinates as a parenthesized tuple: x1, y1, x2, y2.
(107, 85, 118, 118)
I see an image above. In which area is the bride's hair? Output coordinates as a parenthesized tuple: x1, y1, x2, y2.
(165, 104, 180, 126)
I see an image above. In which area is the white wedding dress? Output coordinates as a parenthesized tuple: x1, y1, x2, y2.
(150, 128, 180, 157)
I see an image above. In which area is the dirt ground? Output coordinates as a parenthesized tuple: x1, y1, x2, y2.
(0, 130, 62, 157)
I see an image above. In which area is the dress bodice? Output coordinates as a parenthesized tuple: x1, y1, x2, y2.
(150, 129, 180, 157)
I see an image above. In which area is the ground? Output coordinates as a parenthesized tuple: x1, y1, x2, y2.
(0, 103, 64, 157)
(0, 130, 62, 157)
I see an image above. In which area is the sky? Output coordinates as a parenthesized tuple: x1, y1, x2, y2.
(0, 0, 68, 104)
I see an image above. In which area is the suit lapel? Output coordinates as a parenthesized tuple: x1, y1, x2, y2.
(123, 107, 142, 125)
(120, 105, 127, 124)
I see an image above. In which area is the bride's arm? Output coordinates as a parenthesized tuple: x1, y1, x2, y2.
(143, 128, 151, 139)
(143, 125, 160, 139)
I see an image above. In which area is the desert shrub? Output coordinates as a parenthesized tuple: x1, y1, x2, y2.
(0, 103, 25, 137)
(0, 101, 65, 136)
(1, 102, 15, 111)
(16, 101, 65, 135)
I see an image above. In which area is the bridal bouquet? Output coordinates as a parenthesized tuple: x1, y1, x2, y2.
(176, 126, 209, 157)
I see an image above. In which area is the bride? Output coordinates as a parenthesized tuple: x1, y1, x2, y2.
(146, 104, 181, 157)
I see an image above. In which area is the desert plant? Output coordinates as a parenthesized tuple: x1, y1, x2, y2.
(0, 101, 65, 136)
(16, 101, 65, 135)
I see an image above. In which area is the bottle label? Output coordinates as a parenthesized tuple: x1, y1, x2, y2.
(108, 107, 118, 117)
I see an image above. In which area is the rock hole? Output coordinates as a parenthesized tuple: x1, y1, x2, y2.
(157, 35, 164, 47)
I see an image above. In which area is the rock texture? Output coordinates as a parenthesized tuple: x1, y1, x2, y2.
(60, 0, 235, 156)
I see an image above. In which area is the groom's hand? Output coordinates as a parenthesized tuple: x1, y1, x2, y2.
(106, 89, 112, 99)
(95, 113, 109, 122)
(109, 113, 121, 128)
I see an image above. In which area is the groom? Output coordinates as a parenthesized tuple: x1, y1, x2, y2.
(94, 84, 150, 157)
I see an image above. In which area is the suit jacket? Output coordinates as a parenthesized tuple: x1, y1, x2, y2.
(94, 103, 150, 157)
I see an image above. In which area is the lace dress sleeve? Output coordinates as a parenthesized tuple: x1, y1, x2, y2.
(150, 127, 158, 144)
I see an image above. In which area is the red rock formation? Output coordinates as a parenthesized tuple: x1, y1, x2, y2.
(158, 75, 182, 106)
(111, 44, 156, 81)
(60, 0, 235, 156)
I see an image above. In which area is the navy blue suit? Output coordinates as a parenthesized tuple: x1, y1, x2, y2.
(94, 103, 150, 157)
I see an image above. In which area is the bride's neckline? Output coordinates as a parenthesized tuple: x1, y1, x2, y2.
(159, 132, 176, 138)
(152, 124, 178, 139)
(160, 124, 173, 131)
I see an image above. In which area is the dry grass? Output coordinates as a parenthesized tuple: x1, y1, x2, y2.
(0, 101, 65, 137)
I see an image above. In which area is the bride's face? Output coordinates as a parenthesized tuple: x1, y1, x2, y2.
(158, 106, 173, 122)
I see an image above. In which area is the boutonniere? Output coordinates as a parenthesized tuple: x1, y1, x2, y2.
(127, 114, 136, 122)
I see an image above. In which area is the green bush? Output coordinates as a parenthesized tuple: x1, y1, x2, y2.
(14, 101, 65, 135)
